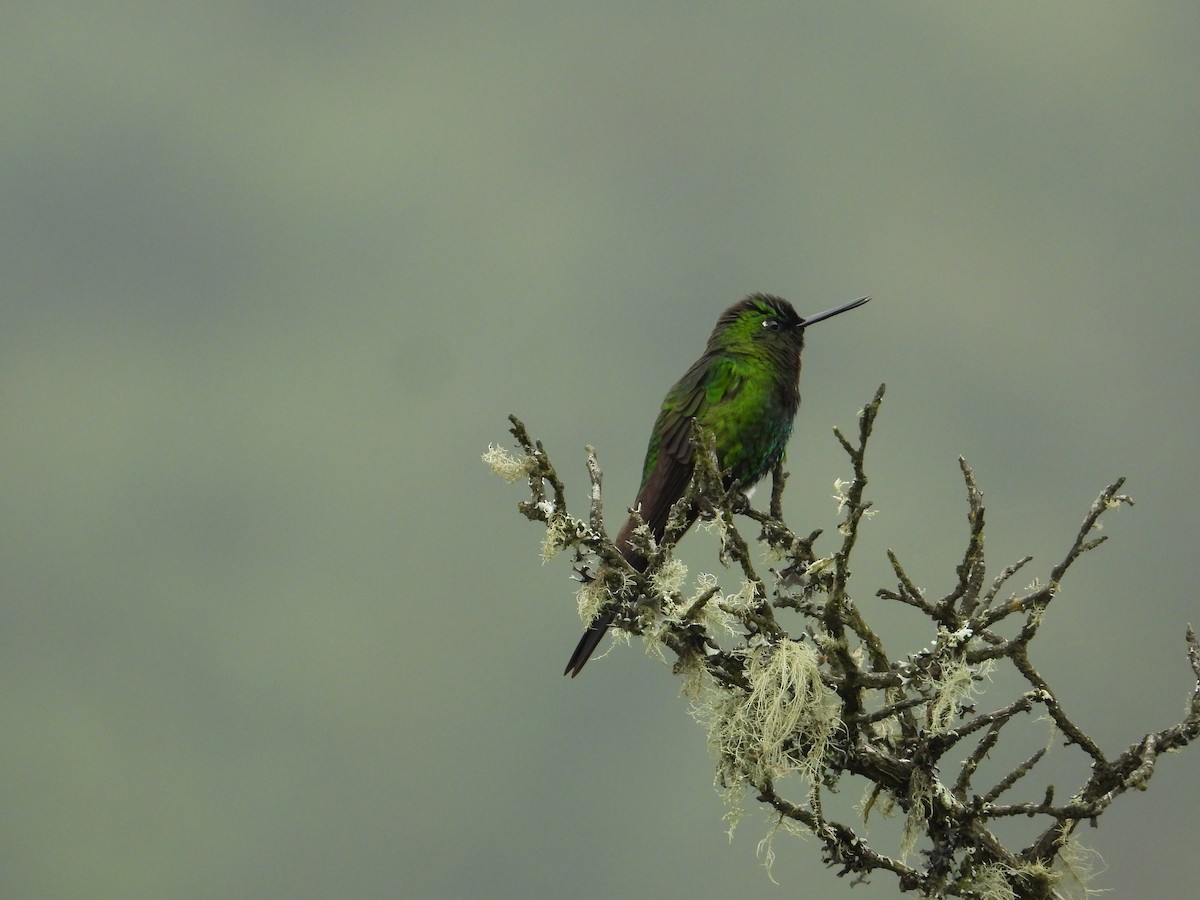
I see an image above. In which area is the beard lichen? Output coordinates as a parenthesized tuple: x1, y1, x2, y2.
(696, 639, 840, 828)
(928, 659, 995, 733)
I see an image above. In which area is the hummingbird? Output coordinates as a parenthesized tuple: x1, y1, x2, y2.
(564, 293, 870, 677)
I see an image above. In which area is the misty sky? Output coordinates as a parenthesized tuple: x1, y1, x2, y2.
(3, 3, 1198, 898)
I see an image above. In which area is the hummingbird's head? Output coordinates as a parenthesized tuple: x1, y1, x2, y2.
(708, 293, 871, 359)
(709, 294, 804, 357)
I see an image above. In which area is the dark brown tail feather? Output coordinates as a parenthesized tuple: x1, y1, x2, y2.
(563, 609, 615, 677)
(563, 517, 650, 677)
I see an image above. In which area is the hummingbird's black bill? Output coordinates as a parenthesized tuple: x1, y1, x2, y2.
(799, 296, 871, 328)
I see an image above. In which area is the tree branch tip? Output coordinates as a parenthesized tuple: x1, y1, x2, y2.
(1186, 625, 1200, 679)
(957, 456, 980, 484)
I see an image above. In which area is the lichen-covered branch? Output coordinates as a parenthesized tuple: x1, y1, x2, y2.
(485, 388, 1197, 899)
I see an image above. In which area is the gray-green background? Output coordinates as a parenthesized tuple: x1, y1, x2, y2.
(4, 3, 1197, 898)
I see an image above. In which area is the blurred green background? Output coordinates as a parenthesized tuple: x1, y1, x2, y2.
(3, 2, 1198, 898)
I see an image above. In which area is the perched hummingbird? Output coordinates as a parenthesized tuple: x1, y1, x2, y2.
(564, 293, 870, 677)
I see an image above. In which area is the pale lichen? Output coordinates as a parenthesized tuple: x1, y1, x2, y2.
(928, 659, 994, 733)
(650, 557, 688, 597)
(967, 862, 1018, 900)
(481, 443, 533, 483)
(574, 575, 609, 625)
(539, 514, 569, 563)
(701, 639, 840, 818)
(899, 769, 933, 861)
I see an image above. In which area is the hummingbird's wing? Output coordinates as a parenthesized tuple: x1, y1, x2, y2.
(624, 354, 730, 550)
(625, 400, 700, 548)
(564, 354, 741, 678)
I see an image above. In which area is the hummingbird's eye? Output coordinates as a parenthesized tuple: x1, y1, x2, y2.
(762, 318, 781, 332)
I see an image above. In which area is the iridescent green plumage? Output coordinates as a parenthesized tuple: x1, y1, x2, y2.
(565, 293, 869, 677)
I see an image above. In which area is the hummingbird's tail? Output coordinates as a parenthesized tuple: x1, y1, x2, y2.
(563, 609, 615, 678)
(563, 516, 651, 677)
